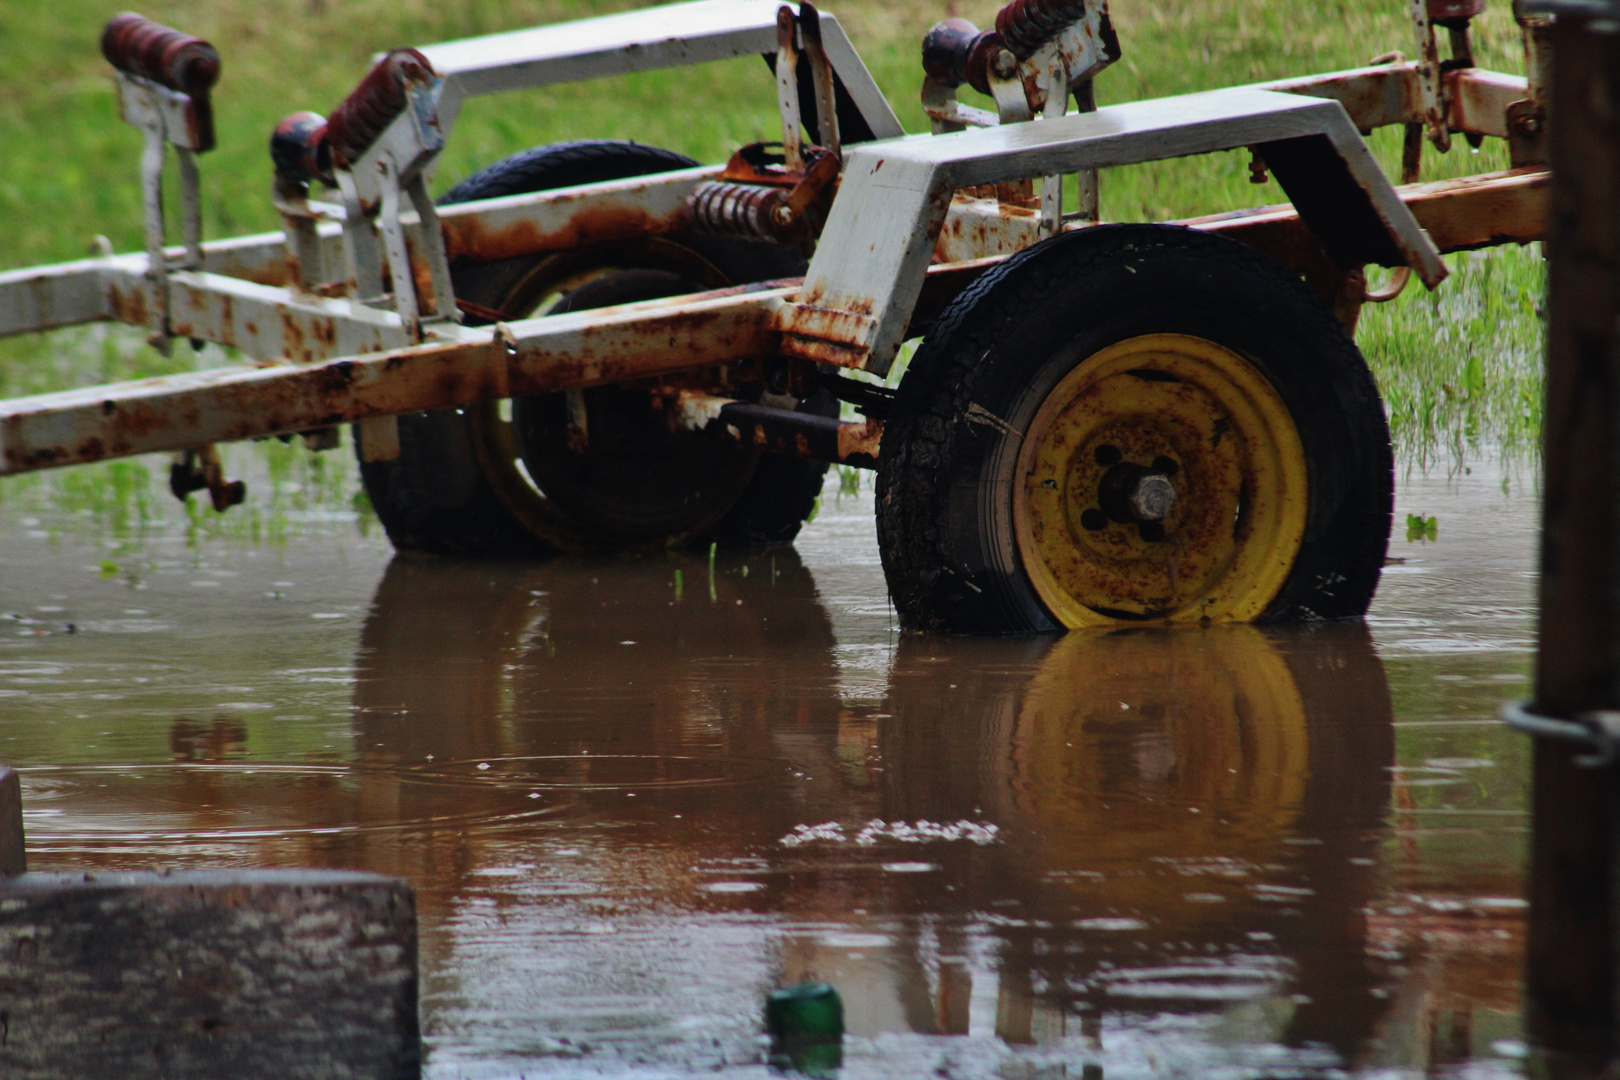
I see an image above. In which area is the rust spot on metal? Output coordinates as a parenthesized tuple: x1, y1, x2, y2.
(837, 417, 883, 462)
(280, 311, 308, 363)
(505, 298, 782, 397)
(7, 445, 68, 471)
(311, 317, 338, 350)
(779, 331, 868, 369)
(441, 202, 688, 264)
(107, 284, 149, 328)
(776, 301, 877, 367)
(313, 360, 358, 396)
(934, 194, 1041, 263)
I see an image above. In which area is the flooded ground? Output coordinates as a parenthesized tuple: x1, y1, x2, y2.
(0, 453, 1536, 1078)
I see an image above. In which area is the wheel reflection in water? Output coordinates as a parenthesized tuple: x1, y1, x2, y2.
(341, 557, 1397, 1076)
(799, 623, 1394, 1068)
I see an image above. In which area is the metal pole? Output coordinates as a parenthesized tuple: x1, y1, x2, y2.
(1521, 1, 1620, 1071)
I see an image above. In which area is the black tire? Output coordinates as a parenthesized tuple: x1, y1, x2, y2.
(358, 140, 830, 555)
(876, 223, 1393, 634)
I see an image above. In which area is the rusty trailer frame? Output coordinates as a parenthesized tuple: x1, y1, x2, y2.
(0, 0, 1549, 485)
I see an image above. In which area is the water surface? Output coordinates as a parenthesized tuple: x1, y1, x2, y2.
(0, 456, 1536, 1078)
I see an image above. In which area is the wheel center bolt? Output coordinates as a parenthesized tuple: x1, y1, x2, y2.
(1097, 462, 1177, 524)
(1127, 473, 1176, 522)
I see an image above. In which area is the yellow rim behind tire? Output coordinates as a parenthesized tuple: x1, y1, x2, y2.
(1013, 333, 1308, 627)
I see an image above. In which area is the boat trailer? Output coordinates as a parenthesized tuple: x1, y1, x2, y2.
(0, 0, 1551, 632)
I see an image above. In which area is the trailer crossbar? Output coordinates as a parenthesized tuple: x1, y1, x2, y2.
(0, 286, 789, 475)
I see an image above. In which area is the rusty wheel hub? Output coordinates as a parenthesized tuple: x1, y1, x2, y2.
(1013, 333, 1309, 625)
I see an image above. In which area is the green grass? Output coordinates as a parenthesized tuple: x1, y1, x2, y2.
(0, 0, 1546, 523)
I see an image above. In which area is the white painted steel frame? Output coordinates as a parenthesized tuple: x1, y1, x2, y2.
(0, 168, 724, 344)
(1253, 62, 1528, 139)
(0, 287, 790, 474)
(781, 88, 1448, 375)
(417, 0, 904, 145)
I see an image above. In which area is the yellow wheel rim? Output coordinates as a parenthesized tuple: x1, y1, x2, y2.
(1013, 333, 1308, 626)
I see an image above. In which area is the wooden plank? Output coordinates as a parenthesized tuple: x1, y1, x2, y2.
(1525, 16, 1620, 1065)
(0, 870, 419, 1079)
(0, 766, 21, 876)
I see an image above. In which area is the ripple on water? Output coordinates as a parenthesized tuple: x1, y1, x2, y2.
(395, 754, 780, 791)
(17, 762, 559, 854)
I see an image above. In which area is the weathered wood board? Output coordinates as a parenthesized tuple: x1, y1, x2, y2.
(0, 869, 420, 1079)
(0, 765, 21, 876)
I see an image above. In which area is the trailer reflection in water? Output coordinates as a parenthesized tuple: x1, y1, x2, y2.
(341, 553, 1393, 1076)
(9, 532, 1523, 1076)
(0, 468, 1533, 1076)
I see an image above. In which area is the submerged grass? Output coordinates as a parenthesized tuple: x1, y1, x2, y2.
(0, 0, 1547, 529)
(1360, 246, 1546, 468)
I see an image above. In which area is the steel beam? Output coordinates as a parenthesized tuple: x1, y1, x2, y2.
(673, 391, 882, 467)
(1180, 166, 1547, 257)
(1251, 63, 1527, 139)
(0, 287, 788, 474)
(0, 168, 720, 341)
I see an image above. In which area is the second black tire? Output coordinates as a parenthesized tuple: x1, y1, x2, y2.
(358, 140, 832, 555)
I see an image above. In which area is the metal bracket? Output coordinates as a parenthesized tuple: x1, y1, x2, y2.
(1510, 6, 1553, 167)
(784, 88, 1447, 376)
(922, 78, 998, 133)
(115, 72, 210, 354)
(774, 4, 842, 171)
(332, 76, 458, 343)
(774, 7, 806, 172)
(1010, 8, 1119, 233)
(169, 444, 245, 512)
(798, 2, 841, 159)
(1409, 0, 1453, 152)
(1503, 699, 1620, 767)
(272, 180, 346, 295)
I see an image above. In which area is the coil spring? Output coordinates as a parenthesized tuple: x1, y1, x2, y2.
(325, 48, 435, 167)
(688, 182, 792, 243)
(995, 0, 1090, 60)
(101, 13, 220, 97)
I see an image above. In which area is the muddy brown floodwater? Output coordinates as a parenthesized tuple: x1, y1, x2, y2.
(0, 456, 1537, 1078)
